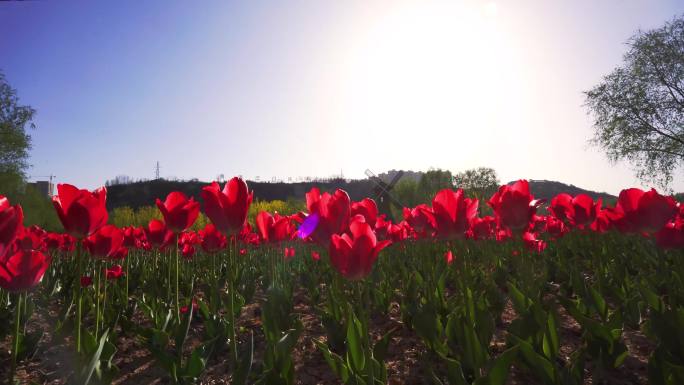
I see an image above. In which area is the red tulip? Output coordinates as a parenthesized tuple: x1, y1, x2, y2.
(615, 188, 677, 233)
(0, 196, 23, 250)
(571, 195, 601, 227)
(656, 218, 684, 249)
(496, 227, 513, 242)
(237, 223, 260, 245)
(83, 225, 124, 259)
(105, 264, 124, 280)
(329, 218, 391, 280)
(387, 221, 409, 242)
(15, 226, 46, 252)
(488, 180, 543, 231)
(523, 232, 547, 254)
(591, 207, 622, 233)
(351, 198, 378, 228)
(144, 219, 174, 250)
(45, 232, 64, 251)
(403, 204, 436, 237)
(59, 234, 77, 252)
(311, 251, 321, 261)
(156, 192, 200, 233)
(432, 189, 478, 239)
(376, 217, 409, 243)
(52, 184, 108, 238)
(444, 250, 454, 265)
(549, 193, 600, 227)
(179, 231, 199, 259)
(199, 224, 227, 253)
(284, 247, 295, 260)
(467, 216, 496, 240)
(549, 193, 572, 222)
(179, 230, 199, 246)
(201, 177, 253, 234)
(304, 188, 351, 246)
(80, 276, 93, 287)
(0, 248, 51, 292)
(181, 244, 195, 259)
(180, 298, 199, 314)
(134, 227, 148, 249)
(111, 247, 128, 260)
(139, 240, 152, 252)
(122, 226, 144, 248)
(545, 216, 568, 238)
(374, 215, 391, 240)
(256, 211, 293, 243)
(528, 215, 547, 233)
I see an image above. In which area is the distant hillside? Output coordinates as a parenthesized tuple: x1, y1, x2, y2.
(106, 178, 378, 210)
(509, 180, 616, 203)
(107, 177, 616, 210)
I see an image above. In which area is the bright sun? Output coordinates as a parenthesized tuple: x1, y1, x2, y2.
(333, 1, 518, 169)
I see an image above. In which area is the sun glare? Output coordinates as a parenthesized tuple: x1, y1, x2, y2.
(335, 1, 514, 168)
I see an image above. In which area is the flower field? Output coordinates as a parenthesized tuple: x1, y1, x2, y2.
(0, 177, 683, 385)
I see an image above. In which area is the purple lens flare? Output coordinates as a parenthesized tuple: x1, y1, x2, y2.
(297, 213, 319, 239)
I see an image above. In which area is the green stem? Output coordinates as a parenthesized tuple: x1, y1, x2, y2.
(153, 250, 159, 291)
(356, 281, 375, 385)
(167, 249, 172, 305)
(76, 244, 83, 353)
(229, 235, 238, 363)
(211, 251, 216, 294)
(102, 273, 108, 332)
(10, 292, 22, 384)
(125, 251, 130, 303)
(270, 245, 276, 288)
(95, 260, 101, 338)
(175, 233, 181, 323)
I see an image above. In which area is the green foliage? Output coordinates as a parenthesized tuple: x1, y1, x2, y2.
(393, 179, 422, 207)
(109, 205, 211, 230)
(109, 206, 163, 228)
(390, 169, 454, 218)
(315, 303, 393, 384)
(0, 182, 60, 231)
(109, 199, 305, 229)
(0, 171, 23, 197)
(418, 169, 453, 199)
(248, 199, 305, 225)
(453, 167, 500, 201)
(0, 71, 47, 230)
(257, 286, 303, 384)
(17, 184, 61, 231)
(8, 204, 684, 384)
(0, 73, 59, 231)
(585, 15, 684, 190)
(0, 71, 35, 178)
(139, 298, 209, 384)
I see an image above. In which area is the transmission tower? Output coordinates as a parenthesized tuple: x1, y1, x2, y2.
(155, 161, 161, 179)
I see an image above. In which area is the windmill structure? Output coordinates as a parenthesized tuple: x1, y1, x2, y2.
(365, 169, 404, 215)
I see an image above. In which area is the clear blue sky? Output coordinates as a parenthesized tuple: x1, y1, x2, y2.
(1, 0, 683, 194)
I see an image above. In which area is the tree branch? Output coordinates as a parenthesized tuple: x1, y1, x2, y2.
(649, 55, 684, 108)
(631, 147, 684, 158)
(626, 105, 684, 145)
